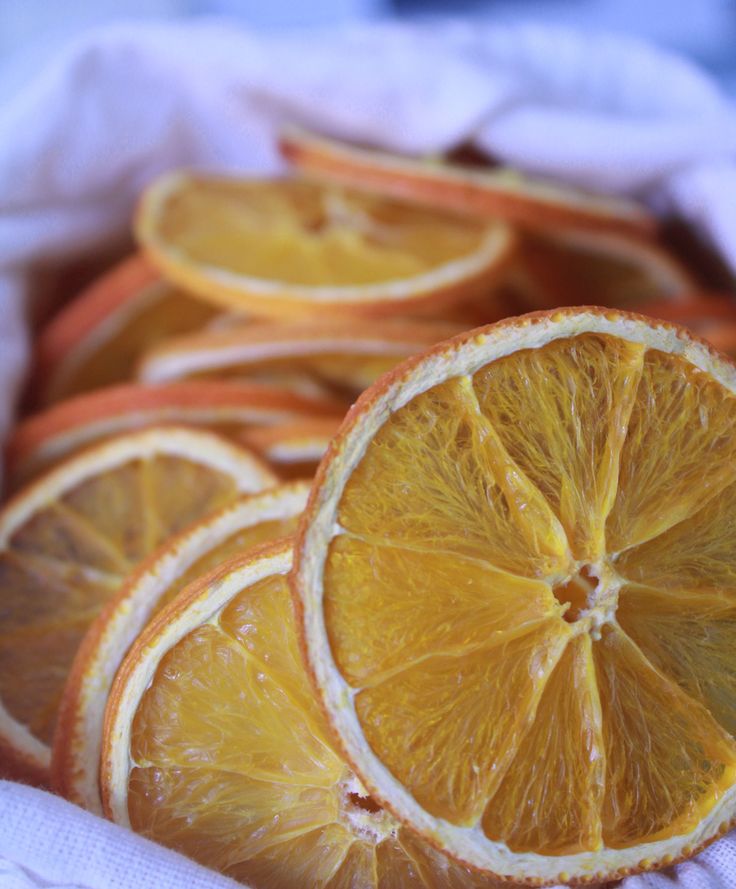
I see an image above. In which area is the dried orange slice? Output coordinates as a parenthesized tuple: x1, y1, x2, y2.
(239, 418, 341, 479)
(292, 307, 736, 883)
(280, 127, 655, 237)
(32, 254, 224, 405)
(135, 173, 515, 319)
(0, 426, 275, 784)
(136, 319, 463, 402)
(102, 539, 501, 889)
(507, 229, 697, 311)
(53, 481, 309, 813)
(7, 381, 342, 488)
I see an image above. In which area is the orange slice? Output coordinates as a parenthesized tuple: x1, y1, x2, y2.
(136, 319, 463, 402)
(506, 229, 697, 312)
(32, 254, 224, 405)
(7, 381, 343, 488)
(135, 172, 515, 319)
(292, 307, 736, 883)
(0, 426, 275, 784)
(53, 481, 309, 813)
(239, 418, 341, 479)
(280, 126, 655, 238)
(102, 539, 502, 889)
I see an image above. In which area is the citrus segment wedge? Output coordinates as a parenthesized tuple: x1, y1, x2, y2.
(136, 172, 515, 319)
(616, 584, 736, 738)
(605, 348, 736, 552)
(102, 541, 503, 888)
(33, 253, 222, 405)
(0, 426, 275, 783)
(279, 127, 655, 237)
(480, 633, 604, 856)
(293, 308, 736, 883)
(336, 376, 570, 578)
(593, 624, 736, 848)
(53, 482, 309, 812)
(7, 381, 342, 487)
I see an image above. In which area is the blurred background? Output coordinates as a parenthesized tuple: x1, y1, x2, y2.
(1, 0, 735, 105)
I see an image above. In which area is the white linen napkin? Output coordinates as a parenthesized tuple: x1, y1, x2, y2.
(1, 18, 736, 889)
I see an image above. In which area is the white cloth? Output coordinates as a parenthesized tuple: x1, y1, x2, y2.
(1, 18, 736, 889)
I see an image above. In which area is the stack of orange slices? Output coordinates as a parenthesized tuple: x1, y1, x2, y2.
(1, 126, 736, 889)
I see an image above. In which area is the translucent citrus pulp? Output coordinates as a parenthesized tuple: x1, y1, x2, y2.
(136, 173, 514, 318)
(0, 426, 275, 783)
(103, 540, 504, 889)
(136, 319, 462, 403)
(279, 127, 655, 237)
(53, 482, 310, 813)
(7, 381, 342, 487)
(33, 253, 221, 405)
(292, 308, 736, 883)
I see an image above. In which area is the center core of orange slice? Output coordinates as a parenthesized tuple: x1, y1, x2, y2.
(553, 562, 621, 636)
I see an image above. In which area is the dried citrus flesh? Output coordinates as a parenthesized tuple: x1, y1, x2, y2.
(102, 540, 504, 889)
(136, 172, 515, 319)
(7, 381, 342, 488)
(33, 253, 223, 406)
(506, 229, 696, 312)
(279, 127, 655, 238)
(137, 319, 462, 403)
(0, 426, 275, 784)
(293, 308, 736, 884)
(53, 482, 309, 814)
(239, 418, 341, 479)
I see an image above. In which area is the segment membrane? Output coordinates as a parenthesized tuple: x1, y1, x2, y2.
(354, 619, 571, 824)
(606, 349, 736, 553)
(143, 456, 238, 542)
(10, 503, 130, 575)
(324, 534, 557, 686)
(0, 614, 93, 744)
(618, 584, 736, 737)
(482, 634, 604, 855)
(473, 333, 644, 562)
(219, 574, 323, 718)
(61, 461, 151, 563)
(338, 378, 572, 578)
(594, 624, 736, 847)
(615, 477, 736, 594)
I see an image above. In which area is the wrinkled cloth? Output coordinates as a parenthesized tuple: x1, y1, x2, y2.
(1, 18, 736, 889)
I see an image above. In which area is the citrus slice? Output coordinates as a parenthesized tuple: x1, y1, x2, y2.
(506, 229, 697, 312)
(135, 172, 515, 319)
(239, 418, 341, 479)
(53, 481, 309, 813)
(7, 381, 342, 488)
(32, 253, 224, 405)
(102, 539, 502, 889)
(136, 319, 463, 402)
(292, 307, 736, 883)
(279, 126, 655, 237)
(0, 426, 275, 784)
